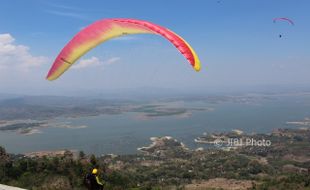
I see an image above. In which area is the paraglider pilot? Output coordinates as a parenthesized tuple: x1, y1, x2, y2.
(85, 168, 104, 190)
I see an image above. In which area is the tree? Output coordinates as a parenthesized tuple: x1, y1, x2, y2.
(79, 151, 85, 159)
(0, 146, 6, 156)
(90, 154, 97, 167)
(0, 146, 9, 181)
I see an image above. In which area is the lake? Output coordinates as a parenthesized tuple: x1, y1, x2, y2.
(1, 94, 309, 155)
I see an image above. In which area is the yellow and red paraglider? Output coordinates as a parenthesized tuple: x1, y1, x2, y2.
(46, 18, 201, 81)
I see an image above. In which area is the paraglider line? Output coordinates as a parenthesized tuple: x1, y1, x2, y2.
(60, 57, 73, 65)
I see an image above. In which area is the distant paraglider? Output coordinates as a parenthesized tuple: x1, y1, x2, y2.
(46, 18, 201, 81)
(273, 17, 294, 25)
(273, 17, 294, 38)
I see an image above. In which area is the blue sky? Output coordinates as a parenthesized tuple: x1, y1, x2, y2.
(0, 0, 310, 95)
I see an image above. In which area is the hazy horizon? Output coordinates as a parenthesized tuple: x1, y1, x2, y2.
(1, 83, 310, 98)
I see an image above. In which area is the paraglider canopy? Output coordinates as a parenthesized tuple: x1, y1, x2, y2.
(273, 17, 294, 25)
(46, 18, 201, 81)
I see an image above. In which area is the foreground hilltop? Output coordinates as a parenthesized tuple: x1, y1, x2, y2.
(0, 127, 310, 190)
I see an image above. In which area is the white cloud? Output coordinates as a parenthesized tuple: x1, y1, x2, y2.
(72, 56, 120, 69)
(72, 56, 101, 69)
(45, 10, 87, 20)
(46, 3, 83, 11)
(0, 33, 48, 71)
(105, 57, 120, 65)
(0, 33, 14, 43)
(0, 33, 16, 54)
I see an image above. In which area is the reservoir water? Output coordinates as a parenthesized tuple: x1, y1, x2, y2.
(1, 95, 310, 155)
